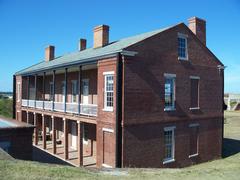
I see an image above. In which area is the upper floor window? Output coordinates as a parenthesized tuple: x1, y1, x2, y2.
(178, 33, 188, 60)
(71, 80, 78, 103)
(103, 71, 114, 111)
(17, 82, 21, 102)
(190, 76, 200, 110)
(164, 73, 176, 111)
(163, 126, 175, 164)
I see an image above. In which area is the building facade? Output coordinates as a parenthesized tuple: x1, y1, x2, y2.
(13, 17, 224, 168)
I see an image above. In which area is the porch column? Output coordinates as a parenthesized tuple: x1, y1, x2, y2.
(42, 114, 46, 149)
(52, 70, 56, 111)
(26, 111, 29, 124)
(34, 112, 38, 145)
(64, 68, 68, 113)
(27, 76, 30, 107)
(34, 74, 37, 108)
(63, 118, 69, 160)
(77, 121, 83, 166)
(78, 66, 82, 114)
(43, 72, 46, 109)
(52, 116, 57, 154)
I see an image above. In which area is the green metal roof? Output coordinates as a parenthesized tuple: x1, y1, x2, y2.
(16, 26, 173, 75)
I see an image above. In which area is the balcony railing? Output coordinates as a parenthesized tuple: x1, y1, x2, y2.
(21, 99, 97, 117)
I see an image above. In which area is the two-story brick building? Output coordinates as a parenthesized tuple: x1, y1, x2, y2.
(13, 17, 224, 168)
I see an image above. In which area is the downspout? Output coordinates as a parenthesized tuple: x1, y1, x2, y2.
(12, 75, 16, 119)
(115, 53, 123, 168)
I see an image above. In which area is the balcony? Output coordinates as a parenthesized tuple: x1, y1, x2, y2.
(21, 99, 97, 117)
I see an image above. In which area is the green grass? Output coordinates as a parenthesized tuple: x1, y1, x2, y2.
(0, 98, 13, 118)
(0, 111, 240, 180)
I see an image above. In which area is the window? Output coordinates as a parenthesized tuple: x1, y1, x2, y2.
(164, 74, 176, 111)
(71, 80, 78, 103)
(49, 82, 54, 101)
(163, 126, 175, 164)
(17, 82, 21, 102)
(104, 72, 114, 111)
(190, 76, 200, 109)
(189, 124, 199, 157)
(178, 33, 188, 60)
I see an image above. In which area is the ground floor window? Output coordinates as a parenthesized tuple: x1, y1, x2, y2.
(189, 124, 199, 157)
(163, 126, 175, 164)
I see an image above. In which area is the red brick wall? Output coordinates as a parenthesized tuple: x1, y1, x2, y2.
(96, 57, 117, 168)
(121, 23, 223, 167)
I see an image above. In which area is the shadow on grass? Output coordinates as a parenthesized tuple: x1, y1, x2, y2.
(223, 138, 240, 158)
(32, 146, 73, 166)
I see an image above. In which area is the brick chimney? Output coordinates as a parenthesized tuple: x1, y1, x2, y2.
(93, 25, 109, 48)
(188, 17, 206, 45)
(45, 45, 55, 62)
(79, 39, 87, 51)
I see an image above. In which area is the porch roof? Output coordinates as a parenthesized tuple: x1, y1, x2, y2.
(15, 26, 173, 75)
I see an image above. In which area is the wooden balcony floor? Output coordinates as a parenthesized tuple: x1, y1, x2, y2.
(36, 140, 96, 168)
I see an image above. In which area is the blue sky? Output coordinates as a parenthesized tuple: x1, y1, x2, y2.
(0, 0, 239, 93)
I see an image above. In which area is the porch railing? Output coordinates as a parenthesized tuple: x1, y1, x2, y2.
(21, 99, 98, 117)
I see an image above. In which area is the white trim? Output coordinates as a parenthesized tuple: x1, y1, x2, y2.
(103, 71, 114, 75)
(189, 153, 199, 158)
(178, 32, 188, 38)
(164, 107, 176, 112)
(189, 107, 200, 110)
(189, 123, 199, 127)
(121, 50, 138, 56)
(190, 76, 200, 80)
(102, 163, 113, 168)
(163, 158, 175, 165)
(164, 73, 176, 78)
(164, 126, 176, 131)
(102, 127, 114, 133)
(102, 107, 113, 112)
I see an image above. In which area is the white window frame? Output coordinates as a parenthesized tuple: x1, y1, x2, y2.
(163, 126, 176, 164)
(103, 71, 114, 112)
(71, 80, 78, 103)
(164, 73, 176, 111)
(188, 123, 199, 158)
(17, 82, 21, 102)
(178, 33, 188, 61)
(189, 76, 200, 110)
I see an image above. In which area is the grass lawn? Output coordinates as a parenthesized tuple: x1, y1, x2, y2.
(0, 98, 13, 118)
(0, 111, 240, 180)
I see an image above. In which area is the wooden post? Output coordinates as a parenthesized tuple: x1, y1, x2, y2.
(64, 68, 68, 113)
(42, 114, 46, 149)
(26, 111, 29, 124)
(27, 76, 30, 107)
(43, 72, 46, 109)
(77, 121, 83, 166)
(52, 70, 56, 111)
(52, 116, 56, 154)
(78, 66, 82, 114)
(34, 74, 37, 108)
(64, 118, 69, 160)
(34, 112, 38, 145)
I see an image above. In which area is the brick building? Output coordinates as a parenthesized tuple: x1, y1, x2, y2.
(13, 17, 224, 168)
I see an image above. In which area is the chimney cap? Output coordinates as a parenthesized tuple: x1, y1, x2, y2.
(94, 24, 109, 31)
(188, 17, 206, 23)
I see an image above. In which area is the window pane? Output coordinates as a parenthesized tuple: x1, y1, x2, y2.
(105, 74, 114, 108)
(164, 130, 173, 159)
(178, 37, 187, 59)
(165, 78, 175, 109)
